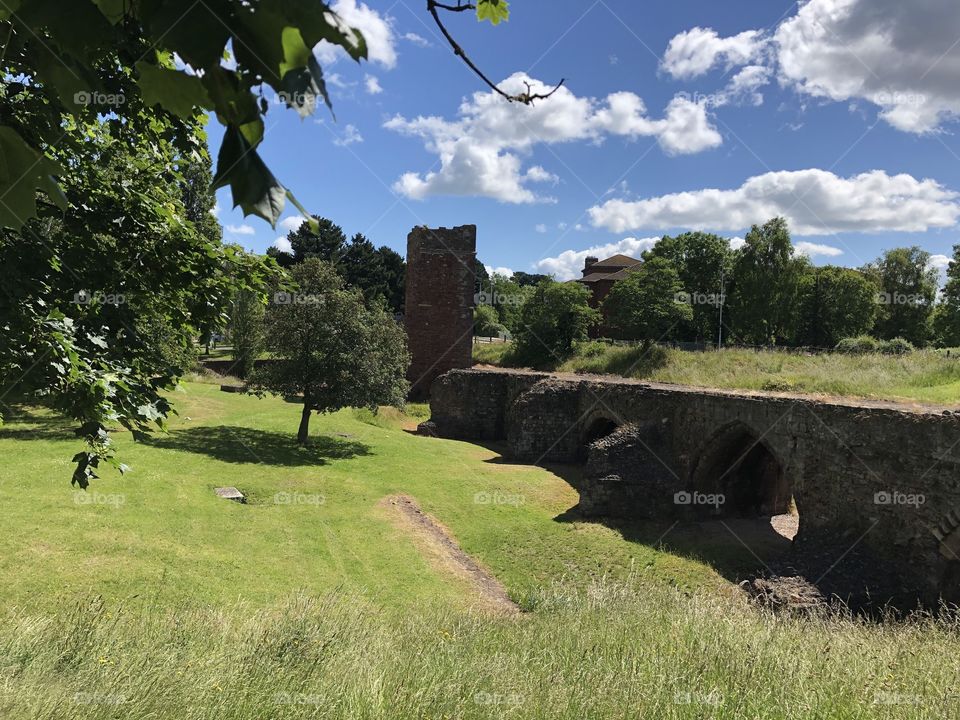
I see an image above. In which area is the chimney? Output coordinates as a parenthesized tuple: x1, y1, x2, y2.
(583, 256, 599, 275)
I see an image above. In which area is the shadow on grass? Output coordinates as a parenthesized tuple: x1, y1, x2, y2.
(145, 425, 371, 466)
(0, 405, 77, 442)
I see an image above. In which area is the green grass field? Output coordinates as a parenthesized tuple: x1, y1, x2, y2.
(1, 381, 959, 718)
(475, 342, 960, 405)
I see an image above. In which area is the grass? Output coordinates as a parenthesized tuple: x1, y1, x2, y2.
(476, 342, 960, 404)
(2, 383, 959, 718)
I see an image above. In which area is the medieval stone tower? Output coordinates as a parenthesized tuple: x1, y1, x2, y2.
(404, 225, 476, 399)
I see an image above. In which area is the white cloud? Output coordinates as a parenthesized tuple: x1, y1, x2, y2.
(589, 169, 960, 236)
(385, 74, 722, 203)
(314, 0, 396, 69)
(333, 124, 364, 146)
(225, 223, 255, 236)
(210, 201, 220, 217)
(364, 74, 383, 95)
(535, 223, 547, 233)
(795, 241, 844, 258)
(327, 73, 353, 89)
(929, 253, 951, 271)
(535, 237, 659, 281)
(484, 265, 514, 277)
(775, 0, 960, 133)
(403, 32, 431, 48)
(279, 216, 307, 233)
(729, 237, 746, 251)
(661, 26, 766, 79)
(273, 236, 293, 254)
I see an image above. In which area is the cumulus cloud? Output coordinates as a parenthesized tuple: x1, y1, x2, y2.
(775, 0, 960, 133)
(273, 236, 293, 254)
(225, 223, 255, 235)
(279, 216, 307, 233)
(729, 237, 746, 251)
(589, 169, 960, 236)
(485, 265, 514, 277)
(315, 0, 396, 69)
(535, 237, 660, 281)
(929, 253, 952, 287)
(364, 74, 383, 95)
(661, 26, 766, 79)
(795, 241, 844, 258)
(333, 124, 364, 146)
(385, 74, 722, 203)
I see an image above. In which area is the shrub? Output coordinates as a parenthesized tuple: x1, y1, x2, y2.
(835, 335, 879, 354)
(878, 337, 915, 355)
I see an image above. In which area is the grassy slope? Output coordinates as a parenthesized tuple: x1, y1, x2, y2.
(0, 381, 710, 614)
(2, 383, 960, 718)
(476, 342, 960, 404)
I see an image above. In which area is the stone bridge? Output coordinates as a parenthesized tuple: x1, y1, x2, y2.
(427, 367, 960, 608)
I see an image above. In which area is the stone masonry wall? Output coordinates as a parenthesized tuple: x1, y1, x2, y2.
(429, 367, 960, 607)
(404, 225, 476, 399)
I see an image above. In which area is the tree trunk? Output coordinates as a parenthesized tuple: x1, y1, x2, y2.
(297, 392, 312, 445)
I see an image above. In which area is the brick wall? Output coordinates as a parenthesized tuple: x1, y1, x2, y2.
(404, 225, 477, 399)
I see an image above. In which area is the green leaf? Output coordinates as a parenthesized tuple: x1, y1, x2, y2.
(477, 0, 510, 25)
(135, 62, 213, 119)
(0, 0, 21, 21)
(279, 54, 333, 119)
(212, 125, 286, 226)
(142, 0, 232, 70)
(0, 126, 67, 230)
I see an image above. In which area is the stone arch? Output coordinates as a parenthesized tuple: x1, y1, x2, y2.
(578, 415, 620, 461)
(690, 421, 792, 518)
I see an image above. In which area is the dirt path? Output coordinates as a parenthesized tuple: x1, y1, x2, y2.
(379, 494, 520, 616)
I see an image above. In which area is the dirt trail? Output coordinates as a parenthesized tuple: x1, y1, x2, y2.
(379, 494, 520, 616)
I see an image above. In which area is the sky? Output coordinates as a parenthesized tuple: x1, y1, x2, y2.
(211, 0, 960, 282)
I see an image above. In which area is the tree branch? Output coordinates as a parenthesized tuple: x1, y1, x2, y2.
(426, 0, 564, 105)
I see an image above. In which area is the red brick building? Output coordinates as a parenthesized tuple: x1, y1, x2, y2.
(576, 253, 642, 338)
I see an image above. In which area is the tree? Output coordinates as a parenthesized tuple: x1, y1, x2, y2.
(934, 245, 960, 347)
(474, 304, 505, 337)
(865, 247, 938, 346)
(604, 257, 692, 344)
(511, 280, 600, 367)
(269, 217, 348, 268)
(251, 260, 409, 445)
(796, 266, 878, 347)
(644, 232, 733, 342)
(512, 271, 551, 288)
(727, 218, 808, 345)
(231, 290, 266, 379)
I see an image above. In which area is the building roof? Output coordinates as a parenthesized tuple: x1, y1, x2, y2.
(589, 254, 642, 269)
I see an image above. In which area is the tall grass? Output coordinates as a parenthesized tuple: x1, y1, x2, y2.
(477, 342, 960, 403)
(3, 579, 958, 719)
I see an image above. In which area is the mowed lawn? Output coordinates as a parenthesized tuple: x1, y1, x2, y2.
(0, 379, 712, 613)
(2, 381, 960, 719)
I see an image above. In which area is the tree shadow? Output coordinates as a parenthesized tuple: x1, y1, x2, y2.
(0, 406, 77, 442)
(144, 425, 371, 466)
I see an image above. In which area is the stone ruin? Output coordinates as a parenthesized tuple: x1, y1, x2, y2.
(404, 225, 476, 400)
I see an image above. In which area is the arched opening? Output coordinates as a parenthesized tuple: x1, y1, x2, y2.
(579, 417, 618, 461)
(691, 424, 793, 520)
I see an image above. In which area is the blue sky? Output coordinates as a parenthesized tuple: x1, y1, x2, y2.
(212, 0, 960, 281)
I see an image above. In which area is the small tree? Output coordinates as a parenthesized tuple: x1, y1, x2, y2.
(603, 257, 692, 345)
(474, 304, 505, 337)
(251, 260, 410, 445)
(511, 280, 599, 366)
(933, 244, 960, 347)
(231, 289, 265, 379)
